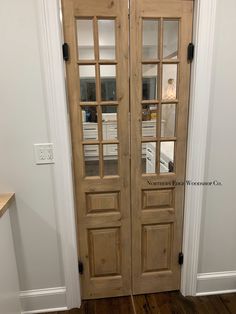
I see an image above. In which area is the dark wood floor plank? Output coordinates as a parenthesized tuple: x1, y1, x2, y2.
(168, 291, 197, 314)
(80, 296, 134, 314)
(41, 292, 236, 314)
(187, 295, 230, 314)
(133, 291, 196, 314)
(133, 294, 155, 314)
(220, 293, 236, 313)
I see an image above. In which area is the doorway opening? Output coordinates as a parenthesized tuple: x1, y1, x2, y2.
(62, 0, 193, 299)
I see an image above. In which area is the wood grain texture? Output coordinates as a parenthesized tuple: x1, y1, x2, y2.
(43, 292, 236, 314)
(142, 189, 173, 209)
(220, 293, 236, 313)
(62, 0, 131, 299)
(130, 0, 193, 294)
(0, 193, 15, 218)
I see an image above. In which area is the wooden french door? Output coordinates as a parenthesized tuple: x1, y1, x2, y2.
(62, 0, 193, 299)
(62, 0, 131, 299)
(130, 0, 193, 294)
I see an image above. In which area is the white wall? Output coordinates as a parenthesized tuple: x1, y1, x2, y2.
(0, 0, 64, 296)
(0, 209, 21, 314)
(197, 0, 236, 294)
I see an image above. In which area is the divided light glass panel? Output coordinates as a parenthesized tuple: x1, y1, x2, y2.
(77, 19, 95, 60)
(142, 142, 156, 174)
(160, 141, 174, 173)
(142, 64, 158, 100)
(79, 65, 96, 102)
(103, 144, 118, 176)
(81, 106, 98, 141)
(142, 19, 159, 60)
(102, 106, 118, 140)
(161, 104, 176, 138)
(98, 20, 116, 60)
(100, 65, 117, 101)
(163, 20, 179, 59)
(162, 64, 177, 100)
(84, 144, 99, 177)
(142, 104, 157, 139)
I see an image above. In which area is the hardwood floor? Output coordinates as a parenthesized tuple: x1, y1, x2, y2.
(44, 291, 236, 314)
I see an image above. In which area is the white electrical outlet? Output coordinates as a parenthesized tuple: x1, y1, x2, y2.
(34, 143, 55, 165)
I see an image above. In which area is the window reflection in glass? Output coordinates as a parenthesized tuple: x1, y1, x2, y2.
(163, 20, 179, 59)
(142, 104, 157, 139)
(81, 106, 98, 141)
(142, 142, 156, 174)
(102, 106, 118, 140)
(103, 144, 118, 176)
(98, 20, 116, 60)
(161, 104, 176, 138)
(162, 64, 177, 100)
(142, 64, 158, 100)
(160, 141, 174, 173)
(79, 65, 96, 101)
(142, 19, 159, 60)
(84, 145, 99, 176)
(100, 65, 117, 101)
(77, 19, 95, 60)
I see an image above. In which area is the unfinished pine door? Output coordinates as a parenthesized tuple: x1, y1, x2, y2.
(130, 0, 193, 294)
(62, 0, 193, 299)
(62, 0, 130, 299)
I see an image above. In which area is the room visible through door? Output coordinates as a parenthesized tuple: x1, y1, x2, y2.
(62, 0, 193, 299)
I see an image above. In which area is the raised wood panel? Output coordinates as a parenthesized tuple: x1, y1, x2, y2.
(86, 192, 119, 214)
(140, 0, 193, 17)
(88, 228, 121, 277)
(142, 224, 172, 273)
(142, 189, 173, 209)
(73, 0, 118, 16)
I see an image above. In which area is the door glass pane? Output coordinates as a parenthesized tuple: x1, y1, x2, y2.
(100, 65, 116, 101)
(161, 104, 176, 137)
(103, 144, 118, 176)
(142, 64, 158, 100)
(162, 64, 177, 100)
(98, 20, 116, 60)
(81, 106, 98, 141)
(102, 106, 118, 140)
(142, 20, 159, 60)
(160, 141, 174, 173)
(77, 19, 94, 60)
(79, 65, 96, 101)
(142, 104, 157, 138)
(163, 20, 179, 59)
(84, 145, 99, 176)
(142, 142, 156, 174)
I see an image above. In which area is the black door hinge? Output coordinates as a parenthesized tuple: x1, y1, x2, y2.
(62, 43, 69, 61)
(187, 43, 194, 63)
(78, 261, 84, 274)
(178, 252, 184, 265)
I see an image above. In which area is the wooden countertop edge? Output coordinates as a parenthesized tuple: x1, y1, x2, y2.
(0, 193, 15, 218)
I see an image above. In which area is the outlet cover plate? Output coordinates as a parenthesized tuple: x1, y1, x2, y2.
(34, 143, 55, 165)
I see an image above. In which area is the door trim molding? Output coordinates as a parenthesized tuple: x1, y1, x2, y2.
(181, 0, 217, 296)
(36, 0, 81, 309)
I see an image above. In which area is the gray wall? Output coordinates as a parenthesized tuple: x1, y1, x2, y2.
(0, 0, 64, 291)
(198, 0, 236, 273)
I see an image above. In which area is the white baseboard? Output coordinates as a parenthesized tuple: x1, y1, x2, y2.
(20, 287, 68, 314)
(196, 271, 236, 296)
